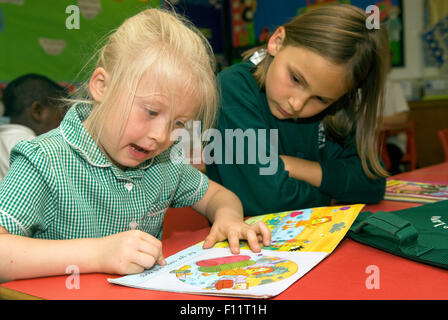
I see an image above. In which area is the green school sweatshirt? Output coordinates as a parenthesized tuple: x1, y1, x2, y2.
(205, 61, 385, 216)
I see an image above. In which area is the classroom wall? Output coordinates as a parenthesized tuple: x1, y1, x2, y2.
(0, 1, 445, 94)
(389, 0, 448, 101)
(0, 0, 161, 83)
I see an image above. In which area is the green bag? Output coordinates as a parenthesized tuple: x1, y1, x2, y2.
(347, 200, 448, 269)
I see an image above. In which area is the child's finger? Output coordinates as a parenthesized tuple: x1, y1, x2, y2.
(125, 263, 146, 275)
(227, 230, 241, 254)
(134, 249, 165, 269)
(137, 232, 162, 251)
(202, 232, 218, 249)
(244, 228, 261, 252)
(133, 251, 158, 270)
(136, 231, 165, 265)
(156, 255, 167, 266)
(253, 222, 271, 246)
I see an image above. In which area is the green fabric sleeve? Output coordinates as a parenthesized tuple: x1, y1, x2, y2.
(319, 137, 386, 204)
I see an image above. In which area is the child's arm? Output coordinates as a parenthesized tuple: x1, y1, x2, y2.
(191, 180, 271, 254)
(380, 111, 408, 127)
(0, 226, 165, 282)
(279, 155, 323, 187)
(281, 136, 386, 204)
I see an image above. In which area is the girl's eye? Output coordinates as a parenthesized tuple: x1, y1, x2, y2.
(146, 109, 158, 117)
(174, 120, 185, 128)
(316, 97, 328, 105)
(291, 74, 301, 85)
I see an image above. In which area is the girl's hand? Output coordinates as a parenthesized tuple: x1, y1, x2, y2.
(97, 230, 166, 275)
(192, 180, 271, 254)
(202, 218, 271, 254)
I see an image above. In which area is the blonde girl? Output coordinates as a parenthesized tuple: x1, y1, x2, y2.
(0, 9, 270, 282)
(206, 4, 390, 215)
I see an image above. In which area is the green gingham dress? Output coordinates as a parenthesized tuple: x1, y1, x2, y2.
(0, 103, 209, 240)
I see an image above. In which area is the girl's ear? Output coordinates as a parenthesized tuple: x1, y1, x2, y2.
(89, 67, 108, 103)
(267, 26, 286, 56)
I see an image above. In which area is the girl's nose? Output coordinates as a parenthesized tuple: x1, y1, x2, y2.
(150, 121, 170, 145)
(288, 94, 308, 113)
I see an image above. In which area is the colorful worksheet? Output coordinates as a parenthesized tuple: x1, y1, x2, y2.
(385, 179, 448, 203)
(108, 204, 364, 298)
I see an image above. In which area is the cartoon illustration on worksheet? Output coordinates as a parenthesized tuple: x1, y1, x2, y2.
(170, 253, 298, 291)
(213, 205, 362, 253)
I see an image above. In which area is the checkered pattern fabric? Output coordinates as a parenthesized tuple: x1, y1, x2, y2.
(0, 103, 208, 240)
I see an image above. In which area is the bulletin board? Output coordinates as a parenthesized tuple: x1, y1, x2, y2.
(230, 0, 404, 66)
(0, 0, 161, 83)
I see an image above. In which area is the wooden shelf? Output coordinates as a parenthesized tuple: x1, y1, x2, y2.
(408, 99, 448, 168)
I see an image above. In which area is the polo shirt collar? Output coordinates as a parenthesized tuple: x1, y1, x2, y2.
(59, 103, 153, 174)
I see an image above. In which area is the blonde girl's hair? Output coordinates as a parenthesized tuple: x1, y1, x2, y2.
(243, 4, 390, 179)
(69, 8, 218, 146)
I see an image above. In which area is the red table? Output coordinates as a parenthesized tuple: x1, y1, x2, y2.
(1, 163, 447, 300)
